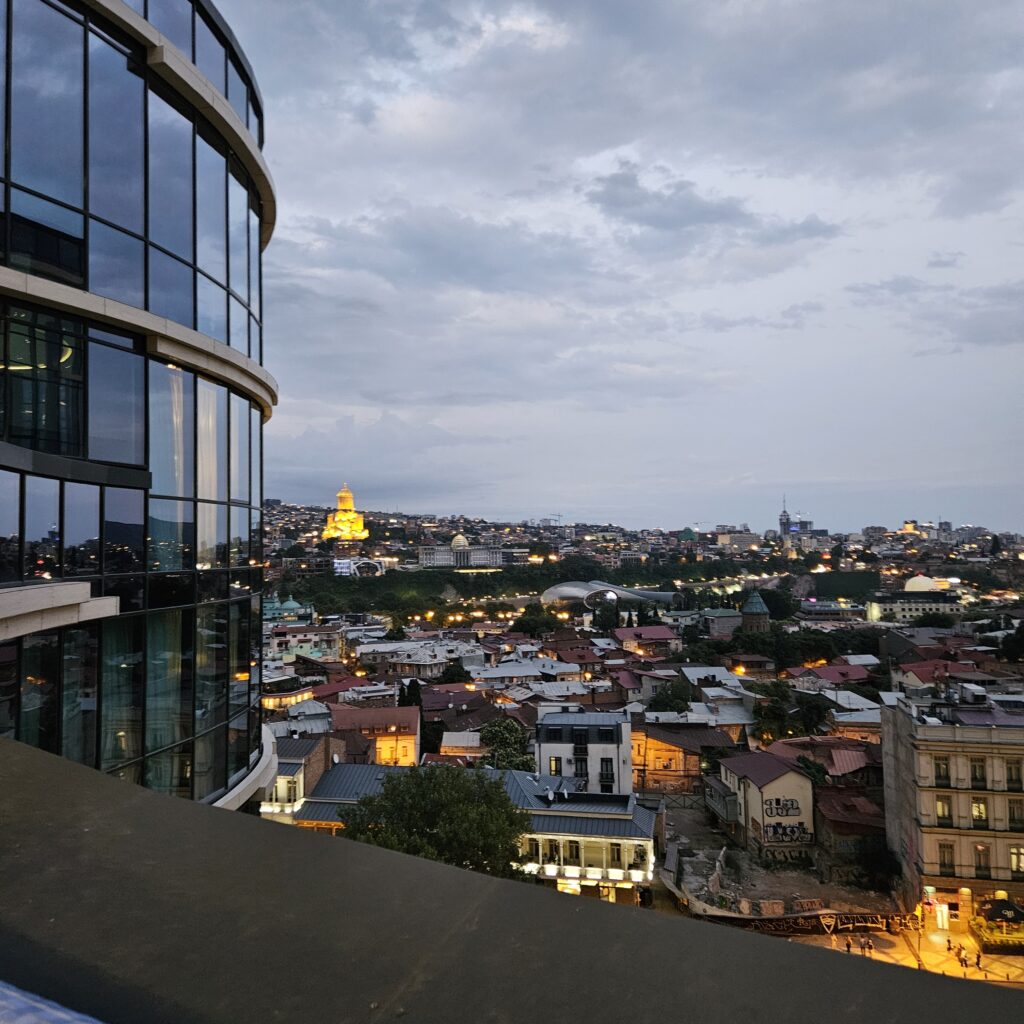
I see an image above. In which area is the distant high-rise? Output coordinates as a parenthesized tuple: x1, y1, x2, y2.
(0, 0, 277, 806)
(779, 497, 792, 536)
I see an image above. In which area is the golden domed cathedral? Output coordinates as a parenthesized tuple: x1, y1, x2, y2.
(323, 484, 369, 542)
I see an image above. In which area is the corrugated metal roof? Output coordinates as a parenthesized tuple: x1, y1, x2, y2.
(275, 736, 321, 760)
(276, 762, 303, 777)
(528, 806, 655, 839)
(293, 801, 346, 823)
(308, 763, 408, 802)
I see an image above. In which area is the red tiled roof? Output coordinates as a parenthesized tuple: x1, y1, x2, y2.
(329, 705, 420, 734)
(612, 626, 677, 643)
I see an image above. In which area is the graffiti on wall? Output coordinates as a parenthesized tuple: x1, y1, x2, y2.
(763, 821, 812, 844)
(764, 797, 801, 818)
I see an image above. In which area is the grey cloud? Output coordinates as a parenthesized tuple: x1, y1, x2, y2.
(927, 251, 965, 269)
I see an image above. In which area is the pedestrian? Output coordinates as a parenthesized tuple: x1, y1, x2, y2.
(845, 937, 852, 954)
(975, 952, 982, 970)
(867, 939, 874, 958)
(830, 933, 837, 949)
(946, 937, 953, 953)
(860, 937, 866, 954)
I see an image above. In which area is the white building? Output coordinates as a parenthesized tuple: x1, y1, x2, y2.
(534, 711, 632, 795)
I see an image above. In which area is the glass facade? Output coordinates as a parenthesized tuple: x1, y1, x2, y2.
(0, 0, 264, 358)
(0, 0, 269, 804)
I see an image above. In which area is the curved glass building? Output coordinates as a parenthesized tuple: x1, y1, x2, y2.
(0, 0, 278, 806)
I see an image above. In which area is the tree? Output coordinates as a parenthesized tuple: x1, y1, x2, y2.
(648, 679, 692, 713)
(757, 589, 797, 621)
(437, 662, 472, 684)
(591, 601, 621, 633)
(1003, 624, 1024, 664)
(510, 606, 562, 638)
(397, 679, 422, 706)
(384, 622, 408, 641)
(793, 692, 831, 736)
(796, 755, 828, 787)
(282, 543, 307, 558)
(339, 766, 530, 877)
(480, 717, 536, 771)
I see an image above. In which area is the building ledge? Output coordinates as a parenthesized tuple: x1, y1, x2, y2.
(1, 740, 1022, 1024)
(213, 726, 278, 810)
(0, 583, 118, 643)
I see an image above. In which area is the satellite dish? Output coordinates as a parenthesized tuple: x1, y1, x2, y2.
(332, 753, 340, 764)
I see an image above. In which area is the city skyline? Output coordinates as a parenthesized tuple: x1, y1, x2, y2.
(221, 0, 1022, 532)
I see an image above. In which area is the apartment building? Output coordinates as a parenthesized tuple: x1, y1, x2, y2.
(883, 689, 1024, 925)
(535, 712, 632, 795)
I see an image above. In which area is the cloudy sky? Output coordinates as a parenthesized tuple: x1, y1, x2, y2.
(219, 0, 1022, 532)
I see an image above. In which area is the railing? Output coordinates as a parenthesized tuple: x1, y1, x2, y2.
(975, 867, 992, 880)
(973, 818, 990, 830)
(936, 817, 953, 828)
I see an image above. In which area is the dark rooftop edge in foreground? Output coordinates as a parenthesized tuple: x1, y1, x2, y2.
(1, 739, 1021, 1024)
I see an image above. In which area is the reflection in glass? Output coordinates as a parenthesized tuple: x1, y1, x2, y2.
(250, 508, 262, 565)
(88, 34, 144, 232)
(88, 222, 144, 308)
(149, 362, 194, 498)
(11, 0, 84, 206)
(197, 379, 227, 501)
(148, 498, 195, 571)
(149, 0, 193, 57)
(229, 393, 250, 503)
(0, 471, 19, 583)
(63, 482, 100, 577)
(227, 59, 247, 125)
(196, 135, 227, 283)
(62, 625, 99, 766)
(88, 343, 145, 464)
(146, 608, 194, 751)
(196, 502, 227, 569)
(23, 475, 59, 580)
(250, 316, 261, 364)
(229, 507, 250, 568)
(6, 304, 85, 456)
(250, 406, 262, 507)
(197, 569, 228, 603)
(228, 712, 249, 781)
(229, 295, 247, 354)
(148, 247, 194, 327)
(103, 574, 145, 612)
(99, 616, 144, 770)
(9, 189, 85, 287)
(104, 487, 145, 573)
(20, 630, 60, 753)
(248, 205, 261, 320)
(195, 12, 225, 90)
(0, 642, 16, 739)
(145, 742, 193, 798)
(194, 726, 226, 800)
(196, 603, 227, 730)
(197, 274, 227, 343)
(148, 90, 193, 260)
(228, 170, 249, 301)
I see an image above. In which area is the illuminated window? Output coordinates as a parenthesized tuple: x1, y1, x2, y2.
(971, 797, 988, 827)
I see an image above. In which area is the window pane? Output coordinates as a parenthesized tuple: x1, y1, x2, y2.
(196, 379, 227, 501)
(250, 316, 261, 364)
(229, 506, 249, 567)
(228, 170, 248, 301)
(227, 59, 246, 124)
(145, 742, 193, 798)
(0, 642, 17, 739)
(104, 486, 145, 573)
(196, 135, 226, 282)
(23, 475, 59, 580)
(196, 603, 227, 728)
(148, 247, 194, 327)
(148, 90, 193, 259)
(6, 306, 85, 456)
(229, 296, 247, 354)
(148, 0, 192, 57)
(195, 13, 225, 91)
(146, 608, 194, 751)
(11, 0, 84, 206)
(99, 616, 144, 770)
(149, 572, 194, 609)
(194, 726, 226, 800)
(62, 624, 99, 766)
(148, 498, 195, 571)
(149, 362, 194, 498)
(248, 204, 260, 319)
(250, 508, 262, 565)
(229, 599, 250, 710)
(250, 406, 262, 507)
(228, 712, 249, 781)
(88, 222, 144, 308)
(88, 34, 144, 232)
(88, 343, 144, 464)
(0, 471, 19, 583)
(9, 189, 85, 287)
(20, 630, 60, 753)
(197, 275, 227, 343)
(104, 574, 144, 612)
(229, 393, 250, 503)
(197, 569, 228, 603)
(64, 482, 100, 577)
(196, 502, 227, 568)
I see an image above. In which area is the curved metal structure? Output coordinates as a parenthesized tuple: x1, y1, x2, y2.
(540, 581, 678, 607)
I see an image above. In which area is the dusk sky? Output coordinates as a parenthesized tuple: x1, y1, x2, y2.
(219, 0, 1022, 532)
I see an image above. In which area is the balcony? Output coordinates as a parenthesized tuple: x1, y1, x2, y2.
(599, 772, 615, 785)
(933, 776, 951, 789)
(936, 817, 953, 828)
(2, 740, 1023, 1023)
(573, 744, 588, 758)
(938, 865, 957, 877)
(975, 868, 992, 880)
(972, 818, 990, 830)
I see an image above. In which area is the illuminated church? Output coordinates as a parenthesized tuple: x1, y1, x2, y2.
(323, 484, 369, 543)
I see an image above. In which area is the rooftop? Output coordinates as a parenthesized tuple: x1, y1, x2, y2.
(2, 740, 1019, 1024)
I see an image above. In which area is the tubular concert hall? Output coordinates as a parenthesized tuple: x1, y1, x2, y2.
(0, 0, 277, 806)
